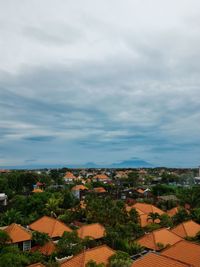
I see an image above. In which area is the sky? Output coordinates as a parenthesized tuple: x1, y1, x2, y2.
(0, 0, 200, 168)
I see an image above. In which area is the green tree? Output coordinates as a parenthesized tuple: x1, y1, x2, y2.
(0, 246, 29, 267)
(0, 230, 11, 248)
(57, 231, 83, 258)
(147, 212, 160, 223)
(86, 260, 105, 267)
(0, 208, 22, 225)
(32, 231, 50, 246)
(108, 251, 132, 267)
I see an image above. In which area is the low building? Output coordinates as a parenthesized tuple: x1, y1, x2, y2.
(0, 193, 7, 206)
(2, 223, 32, 251)
(77, 223, 105, 240)
(29, 216, 72, 240)
(171, 220, 200, 238)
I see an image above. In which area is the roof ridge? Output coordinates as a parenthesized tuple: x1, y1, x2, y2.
(160, 254, 193, 266)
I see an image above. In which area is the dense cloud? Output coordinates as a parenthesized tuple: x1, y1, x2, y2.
(0, 0, 200, 167)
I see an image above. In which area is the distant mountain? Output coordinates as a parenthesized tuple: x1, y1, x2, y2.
(1, 158, 153, 170)
(110, 159, 153, 168)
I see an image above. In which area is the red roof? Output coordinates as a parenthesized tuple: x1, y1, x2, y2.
(60, 245, 115, 267)
(93, 174, 109, 180)
(132, 252, 191, 267)
(4, 223, 32, 243)
(29, 216, 72, 238)
(77, 223, 105, 239)
(171, 220, 200, 238)
(64, 172, 77, 179)
(31, 240, 56, 256)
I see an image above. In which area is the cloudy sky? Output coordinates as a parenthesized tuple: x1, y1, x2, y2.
(0, 0, 200, 168)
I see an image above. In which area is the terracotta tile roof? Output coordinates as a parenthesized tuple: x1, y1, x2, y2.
(161, 240, 200, 267)
(71, 185, 88, 191)
(64, 172, 77, 179)
(29, 216, 72, 238)
(137, 189, 145, 194)
(93, 174, 109, 180)
(77, 223, 105, 239)
(171, 220, 200, 238)
(60, 245, 115, 267)
(93, 187, 106, 193)
(4, 223, 32, 243)
(32, 188, 44, 193)
(31, 240, 56, 256)
(139, 214, 160, 227)
(27, 263, 45, 267)
(132, 252, 191, 267)
(167, 207, 179, 217)
(133, 203, 164, 215)
(136, 228, 183, 251)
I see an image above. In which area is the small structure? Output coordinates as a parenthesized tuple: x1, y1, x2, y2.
(0, 193, 8, 206)
(93, 174, 110, 183)
(64, 172, 78, 183)
(77, 223, 105, 240)
(71, 184, 88, 199)
(1, 223, 32, 251)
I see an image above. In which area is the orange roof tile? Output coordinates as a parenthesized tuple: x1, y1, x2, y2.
(4, 223, 32, 243)
(77, 223, 105, 239)
(133, 203, 164, 215)
(171, 220, 200, 238)
(71, 185, 88, 191)
(60, 245, 115, 267)
(161, 240, 200, 267)
(93, 174, 109, 180)
(32, 188, 44, 193)
(27, 263, 45, 267)
(64, 172, 77, 179)
(139, 214, 160, 227)
(136, 228, 183, 251)
(31, 240, 56, 256)
(167, 207, 179, 217)
(29, 216, 72, 238)
(132, 252, 191, 267)
(93, 187, 106, 193)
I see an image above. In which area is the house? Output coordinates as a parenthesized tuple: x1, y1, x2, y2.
(131, 252, 190, 267)
(77, 223, 105, 240)
(32, 188, 44, 193)
(93, 187, 107, 193)
(60, 245, 115, 267)
(93, 174, 110, 183)
(161, 240, 200, 267)
(29, 216, 72, 239)
(31, 240, 56, 256)
(136, 228, 182, 251)
(171, 220, 200, 238)
(71, 185, 88, 199)
(64, 172, 78, 183)
(126, 203, 165, 227)
(2, 223, 32, 251)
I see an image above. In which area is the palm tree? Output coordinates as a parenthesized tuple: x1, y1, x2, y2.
(45, 197, 61, 217)
(147, 212, 160, 223)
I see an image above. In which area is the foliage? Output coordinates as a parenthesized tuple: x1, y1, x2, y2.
(172, 208, 190, 225)
(0, 246, 29, 267)
(147, 212, 160, 223)
(57, 231, 83, 258)
(32, 231, 50, 246)
(108, 251, 132, 267)
(86, 260, 105, 267)
(0, 230, 11, 247)
(159, 214, 173, 228)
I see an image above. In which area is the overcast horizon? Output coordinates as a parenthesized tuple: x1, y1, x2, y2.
(1, 1, 200, 168)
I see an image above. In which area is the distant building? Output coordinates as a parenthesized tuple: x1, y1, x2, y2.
(0, 193, 7, 206)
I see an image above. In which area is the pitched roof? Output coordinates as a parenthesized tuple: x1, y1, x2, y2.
(136, 228, 183, 251)
(29, 216, 72, 238)
(93, 187, 106, 193)
(171, 220, 200, 238)
(27, 263, 45, 267)
(77, 223, 105, 239)
(93, 174, 109, 180)
(161, 240, 200, 267)
(71, 185, 88, 191)
(167, 207, 179, 217)
(31, 240, 56, 256)
(32, 188, 44, 193)
(132, 252, 191, 267)
(133, 203, 164, 215)
(4, 223, 32, 243)
(139, 213, 160, 227)
(64, 172, 77, 179)
(60, 245, 115, 267)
